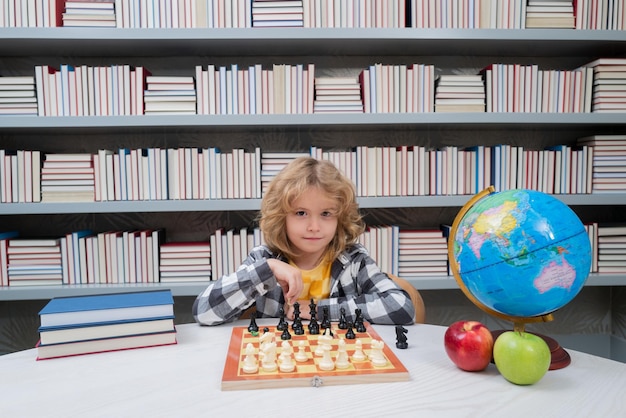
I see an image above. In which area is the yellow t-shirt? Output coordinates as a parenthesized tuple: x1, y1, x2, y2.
(291, 259, 332, 302)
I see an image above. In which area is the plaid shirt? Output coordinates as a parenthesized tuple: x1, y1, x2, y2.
(193, 243, 414, 326)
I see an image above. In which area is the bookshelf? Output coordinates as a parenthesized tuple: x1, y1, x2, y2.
(0, 28, 626, 362)
(1, 29, 625, 295)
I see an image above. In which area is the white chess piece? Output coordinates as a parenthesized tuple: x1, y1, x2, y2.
(318, 344, 335, 371)
(261, 341, 278, 372)
(279, 341, 295, 372)
(351, 339, 366, 362)
(369, 339, 388, 367)
(335, 338, 350, 369)
(242, 342, 259, 374)
(295, 340, 308, 362)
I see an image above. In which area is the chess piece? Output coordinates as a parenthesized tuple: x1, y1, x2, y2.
(321, 306, 331, 330)
(292, 301, 303, 333)
(279, 341, 295, 372)
(369, 339, 388, 367)
(242, 343, 259, 374)
(395, 325, 408, 349)
(261, 340, 278, 372)
(308, 315, 320, 335)
(338, 307, 348, 329)
(295, 340, 308, 362)
(344, 322, 356, 340)
(335, 338, 350, 369)
(309, 298, 317, 317)
(354, 308, 366, 333)
(276, 307, 288, 331)
(315, 328, 333, 356)
(281, 326, 292, 340)
(351, 339, 366, 362)
(247, 314, 259, 333)
(318, 344, 335, 371)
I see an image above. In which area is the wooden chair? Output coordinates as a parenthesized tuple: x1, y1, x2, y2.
(388, 273, 426, 324)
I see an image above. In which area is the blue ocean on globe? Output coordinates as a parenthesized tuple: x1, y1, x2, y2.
(451, 189, 592, 318)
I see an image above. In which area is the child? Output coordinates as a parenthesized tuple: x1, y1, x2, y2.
(193, 156, 415, 326)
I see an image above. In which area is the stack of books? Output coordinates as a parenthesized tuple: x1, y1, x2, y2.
(62, 0, 117, 27)
(577, 135, 626, 193)
(159, 242, 211, 283)
(435, 74, 486, 113)
(313, 77, 363, 113)
(525, 0, 574, 28)
(36, 290, 176, 360)
(596, 225, 626, 274)
(0, 231, 19, 287)
(0, 76, 38, 115)
(251, 0, 304, 27)
(41, 153, 95, 202)
(7, 238, 63, 287)
(260, 151, 309, 193)
(397, 230, 449, 277)
(587, 58, 626, 113)
(144, 76, 197, 115)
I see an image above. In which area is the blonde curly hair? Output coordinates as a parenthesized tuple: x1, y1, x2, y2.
(259, 157, 365, 262)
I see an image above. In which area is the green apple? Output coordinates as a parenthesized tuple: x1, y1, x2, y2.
(493, 331, 551, 385)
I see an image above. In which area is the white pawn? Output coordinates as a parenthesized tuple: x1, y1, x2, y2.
(295, 340, 308, 362)
(335, 338, 350, 369)
(242, 343, 259, 374)
(279, 341, 295, 372)
(318, 344, 335, 371)
(352, 339, 366, 362)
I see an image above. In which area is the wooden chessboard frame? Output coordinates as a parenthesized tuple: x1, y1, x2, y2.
(221, 322, 409, 390)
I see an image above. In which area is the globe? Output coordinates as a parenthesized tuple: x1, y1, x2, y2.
(449, 187, 592, 323)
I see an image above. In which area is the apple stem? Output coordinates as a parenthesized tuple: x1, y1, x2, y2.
(514, 322, 526, 334)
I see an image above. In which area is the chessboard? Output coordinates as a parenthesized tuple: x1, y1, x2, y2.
(221, 323, 409, 390)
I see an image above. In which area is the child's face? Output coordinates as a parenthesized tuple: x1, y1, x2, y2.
(286, 186, 339, 268)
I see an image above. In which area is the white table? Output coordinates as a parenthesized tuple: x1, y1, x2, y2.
(1, 320, 625, 418)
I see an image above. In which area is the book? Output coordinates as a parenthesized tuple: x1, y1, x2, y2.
(38, 290, 174, 328)
(38, 317, 175, 345)
(36, 330, 177, 360)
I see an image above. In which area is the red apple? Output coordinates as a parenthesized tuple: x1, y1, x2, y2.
(444, 320, 494, 372)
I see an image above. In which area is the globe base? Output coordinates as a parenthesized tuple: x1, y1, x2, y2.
(491, 329, 571, 370)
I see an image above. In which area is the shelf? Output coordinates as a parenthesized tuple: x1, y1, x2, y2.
(1, 113, 626, 134)
(1, 194, 624, 216)
(1, 28, 625, 57)
(1, 273, 622, 301)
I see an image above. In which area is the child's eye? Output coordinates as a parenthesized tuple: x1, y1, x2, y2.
(322, 211, 336, 217)
(295, 210, 307, 216)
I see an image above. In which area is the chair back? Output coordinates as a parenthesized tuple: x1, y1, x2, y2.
(388, 273, 426, 324)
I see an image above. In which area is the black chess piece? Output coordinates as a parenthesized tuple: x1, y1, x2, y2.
(309, 298, 317, 317)
(345, 322, 356, 339)
(292, 301, 303, 332)
(338, 307, 348, 329)
(321, 306, 331, 330)
(354, 308, 366, 333)
(308, 319, 320, 335)
(247, 313, 259, 333)
(293, 322, 305, 335)
(308, 309, 320, 335)
(276, 307, 288, 331)
(281, 327, 292, 340)
(395, 325, 408, 349)
(263, 327, 270, 334)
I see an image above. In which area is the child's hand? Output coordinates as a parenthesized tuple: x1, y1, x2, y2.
(267, 259, 303, 305)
